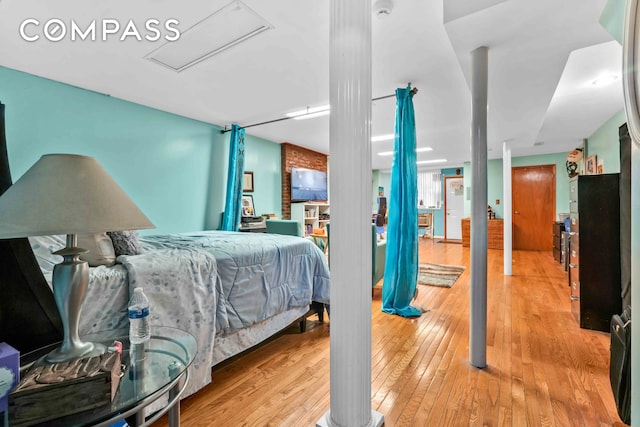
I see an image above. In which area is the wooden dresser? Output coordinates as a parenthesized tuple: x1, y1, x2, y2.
(461, 218, 504, 249)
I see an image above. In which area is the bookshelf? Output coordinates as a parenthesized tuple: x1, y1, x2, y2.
(290, 203, 330, 236)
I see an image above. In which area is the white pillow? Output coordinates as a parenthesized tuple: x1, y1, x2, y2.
(77, 233, 116, 267)
(29, 233, 116, 269)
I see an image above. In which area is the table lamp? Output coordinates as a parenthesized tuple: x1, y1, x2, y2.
(0, 154, 154, 363)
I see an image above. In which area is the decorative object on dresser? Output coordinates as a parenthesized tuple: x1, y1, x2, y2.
(585, 155, 597, 175)
(9, 351, 121, 426)
(568, 174, 622, 332)
(0, 154, 155, 363)
(565, 147, 583, 178)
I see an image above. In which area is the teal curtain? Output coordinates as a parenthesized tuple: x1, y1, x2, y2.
(221, 124, 246, 231)
(382, 87, 422, 318)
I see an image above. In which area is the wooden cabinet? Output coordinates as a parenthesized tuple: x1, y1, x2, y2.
(291, 203, 330, 236)
(569, 174, 622, 332)
(461, 218, 503, 249)
(552, 221, 565, 263)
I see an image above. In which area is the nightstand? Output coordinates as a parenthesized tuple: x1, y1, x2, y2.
(9, 326, 196, 427)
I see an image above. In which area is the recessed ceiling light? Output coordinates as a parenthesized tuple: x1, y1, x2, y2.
(286, 105, 330, 119)
(371, 134, 395, 142)
(377, 147, 433, 156)
(292, 110, 330, 120)
(592, 75, 619, 87)
(417, 159, 447, 165)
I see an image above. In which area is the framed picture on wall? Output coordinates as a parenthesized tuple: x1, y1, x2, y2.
(597, 159, 604, 174)
(243, 171, 254, 192)
(586, 155, 597, 175)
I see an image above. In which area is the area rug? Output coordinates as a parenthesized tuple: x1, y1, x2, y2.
(436, 239, 462, 244)
(418, 262, 465, 288)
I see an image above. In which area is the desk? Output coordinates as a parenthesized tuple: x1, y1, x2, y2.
(10, 326, 196, 427)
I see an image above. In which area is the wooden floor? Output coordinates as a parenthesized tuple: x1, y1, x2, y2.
(153, 240, 626, 427)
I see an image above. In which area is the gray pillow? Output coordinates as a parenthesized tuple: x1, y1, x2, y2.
(107, 230, 144, 256)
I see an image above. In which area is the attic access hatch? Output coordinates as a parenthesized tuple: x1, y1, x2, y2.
(146, 0, 273, 72)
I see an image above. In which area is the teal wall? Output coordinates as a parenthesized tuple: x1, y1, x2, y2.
(464, 152, 571, 218)
(587, 109, 625, 174)
(243, 133, 282, 218)
(0, 66, 281, 234)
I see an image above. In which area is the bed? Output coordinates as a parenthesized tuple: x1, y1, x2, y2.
(26, 230, 331, 400)
(0, 100, 329, 407)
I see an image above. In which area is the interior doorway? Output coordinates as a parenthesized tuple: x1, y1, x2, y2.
(445, 176, 465, 240)
(512, 165, 556, 250)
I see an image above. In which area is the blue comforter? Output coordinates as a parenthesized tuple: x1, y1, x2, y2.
(138, 231, 330, 336)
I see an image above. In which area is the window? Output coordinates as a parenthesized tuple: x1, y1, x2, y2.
(417, 171, 442, 208)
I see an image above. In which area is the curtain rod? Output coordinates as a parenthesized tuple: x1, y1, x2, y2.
(220, 86, 418, 134)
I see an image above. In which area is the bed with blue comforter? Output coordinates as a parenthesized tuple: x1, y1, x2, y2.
(29, 231, 330, 400)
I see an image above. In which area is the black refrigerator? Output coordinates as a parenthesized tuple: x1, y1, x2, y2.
(569, 173, 622, 332)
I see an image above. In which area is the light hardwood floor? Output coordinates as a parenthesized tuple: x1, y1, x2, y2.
(153, 240, 627, 427)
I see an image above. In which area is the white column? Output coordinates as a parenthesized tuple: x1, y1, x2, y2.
(317, 0, 383, 426)
(470, 46, 488, 369)
(503, 141, 512, 276)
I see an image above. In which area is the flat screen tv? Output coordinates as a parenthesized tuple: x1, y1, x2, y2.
(291, 167, 328, 202)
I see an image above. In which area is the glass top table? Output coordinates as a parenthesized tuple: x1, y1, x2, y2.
(12, 326, 197, 427)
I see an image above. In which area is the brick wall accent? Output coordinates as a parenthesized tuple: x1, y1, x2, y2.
(281, 142, 328, 219)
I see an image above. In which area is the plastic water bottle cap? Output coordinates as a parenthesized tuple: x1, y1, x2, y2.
(134, 287, 143, 293)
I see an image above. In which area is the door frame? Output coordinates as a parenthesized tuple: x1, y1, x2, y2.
(444, 175, 464, 240)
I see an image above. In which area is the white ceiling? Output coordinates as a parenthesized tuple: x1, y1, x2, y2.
(0, 0, 624, 171)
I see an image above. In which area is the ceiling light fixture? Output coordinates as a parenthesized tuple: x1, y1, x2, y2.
(371, 134, 395, 142)
(417, 159, 447, 165)
(286, 105, 330, 120)
(373, 0, 394, 18)
(591, 74, 619, 87)
(292, 110, 330, 120)
(146, 0, 273, 72)
(378, 147, 433, 156)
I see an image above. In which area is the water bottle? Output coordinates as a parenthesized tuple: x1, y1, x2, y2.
(128, 287, 150, 344)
